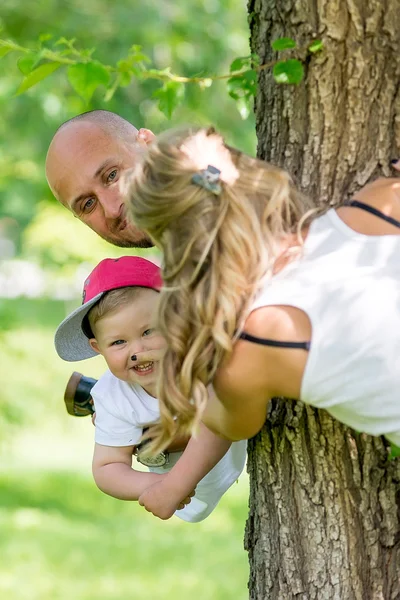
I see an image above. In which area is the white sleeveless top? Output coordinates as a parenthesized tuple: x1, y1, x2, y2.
(250, 209, 400, 446)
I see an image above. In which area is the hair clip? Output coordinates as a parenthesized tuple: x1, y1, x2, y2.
(191, 165, 222, 195)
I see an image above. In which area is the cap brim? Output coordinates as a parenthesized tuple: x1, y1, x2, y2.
(54, 293, 104, 361)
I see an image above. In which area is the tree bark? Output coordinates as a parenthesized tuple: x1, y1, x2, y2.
(246, 1, 400, 598)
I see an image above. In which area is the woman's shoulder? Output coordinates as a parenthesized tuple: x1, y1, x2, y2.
(244, 303, 312, 344)
(215, 305, 311, 403)
(336, 177, 400, 236)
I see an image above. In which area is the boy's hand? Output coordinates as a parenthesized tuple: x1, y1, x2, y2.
(138, 480, 195, 520)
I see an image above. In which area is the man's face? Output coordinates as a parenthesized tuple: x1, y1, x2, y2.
(45, 122, 154, 248)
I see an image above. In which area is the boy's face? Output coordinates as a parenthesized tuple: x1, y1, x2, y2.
(89, 288, 166, 397)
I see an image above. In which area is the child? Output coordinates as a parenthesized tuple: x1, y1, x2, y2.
(54, 256, 247, 522)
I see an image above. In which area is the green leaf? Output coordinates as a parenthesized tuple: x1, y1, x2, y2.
(271, 38, 296, 51)
(229, 54, 259, 72)
(243, 70, 257, 85)
(116, 59, 141, 83)
(119, 71, 132, 87)
(128, 50, 150, 64)
(39, 33, 53, 42)
(67, 61, 111, 103)
(16, 62, 62, 95)
(227, 70, 257, 100)
(153, 81, 185, 119)
(227, 76, 246, 100)
(308, 39, 324, 53)
(17, 54, 37, 75)
(230, 56, 250, 72)
(236, 97, 252, 120)
(55, 37, 77, 48)
(80, 48, 96, 59)
(0, 47, 12, 58)
(389, 444, 400, 460)
(273, 59, 304, 84)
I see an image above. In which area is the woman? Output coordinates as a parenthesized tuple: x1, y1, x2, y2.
(126, 126, 400, 454)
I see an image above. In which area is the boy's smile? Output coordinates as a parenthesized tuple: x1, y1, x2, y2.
(132, 361, 155, 375)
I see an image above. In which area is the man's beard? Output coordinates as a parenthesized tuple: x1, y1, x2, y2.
(104, 219, 154, 248)
(108, 235, 154, 249)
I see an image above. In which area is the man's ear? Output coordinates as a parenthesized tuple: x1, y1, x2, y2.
(137, 128, 155, 146)
(89, 339, 101, 355)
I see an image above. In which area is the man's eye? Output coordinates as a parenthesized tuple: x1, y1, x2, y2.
(107, 169, 118, 183)
(111, 339, 125, 346)
(82, 197, 96, 212)
(143, 328, 154, 337)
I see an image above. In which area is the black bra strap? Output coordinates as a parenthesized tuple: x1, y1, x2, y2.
(345, 200, 400, 230)
(239, 331, 310, 351)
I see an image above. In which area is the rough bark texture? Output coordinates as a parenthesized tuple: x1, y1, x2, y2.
(246, 1, 400, 598)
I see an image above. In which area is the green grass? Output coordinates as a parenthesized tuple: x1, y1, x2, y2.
(0, 471, 249, 600)
(0, 298, 250, 600)
(0, 297, 68, 331)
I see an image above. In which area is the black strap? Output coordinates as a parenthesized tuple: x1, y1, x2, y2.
(239, 331, 310, 351)
(345, 200, 400, 230)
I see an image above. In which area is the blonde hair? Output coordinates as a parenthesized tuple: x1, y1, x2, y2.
(127, 126, 314, 454)
(85, 286, 149, 338)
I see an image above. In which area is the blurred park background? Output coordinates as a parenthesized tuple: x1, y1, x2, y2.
(0, 1, 256, 598)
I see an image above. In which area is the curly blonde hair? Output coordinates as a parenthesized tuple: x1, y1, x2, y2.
(127, 126, 313, 454)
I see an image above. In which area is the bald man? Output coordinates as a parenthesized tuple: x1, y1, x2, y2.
(46, 110, 154, 248)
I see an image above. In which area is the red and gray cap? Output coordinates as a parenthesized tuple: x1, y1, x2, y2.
(54, 256, 162, 362)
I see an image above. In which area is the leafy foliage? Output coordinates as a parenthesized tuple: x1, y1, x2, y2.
(389, 444, 400, 460)
(271, 37, 296, 51)
(67, 61, 110, 103)
(16, 61, 62, 94)
(273, 59, 304, 85)
(154, 80, 185, 119)
(226, 54, 258, 117)
(308, 39, 324, 54)
(0, 34, 323, 118)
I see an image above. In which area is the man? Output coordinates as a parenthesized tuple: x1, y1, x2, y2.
(46, 109, 154, 248)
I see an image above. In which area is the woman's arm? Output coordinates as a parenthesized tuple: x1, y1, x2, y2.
(205, 305, 309, 440)
(138, 422, 231, 519)
(203, 381, 268, 441)
(92, 443, 163, 501)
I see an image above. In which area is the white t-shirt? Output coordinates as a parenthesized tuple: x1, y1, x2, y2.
(92, 370, 247, 523)
(250, 209, 400, 447)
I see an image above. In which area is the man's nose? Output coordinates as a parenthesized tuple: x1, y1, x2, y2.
(101, 191, 122, 219)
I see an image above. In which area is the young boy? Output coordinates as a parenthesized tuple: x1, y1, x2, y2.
(54, 256, 247, 522)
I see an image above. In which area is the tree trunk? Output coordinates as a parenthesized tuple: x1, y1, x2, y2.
(246, 1, 400, 598)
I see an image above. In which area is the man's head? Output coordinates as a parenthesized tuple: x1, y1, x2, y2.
(46, 110, 154, 247)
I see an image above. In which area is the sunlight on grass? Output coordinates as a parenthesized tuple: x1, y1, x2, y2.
(0, 471, 249, 600)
